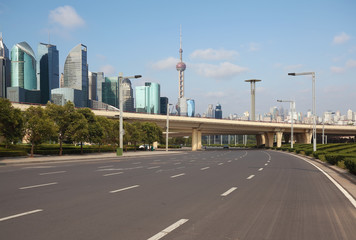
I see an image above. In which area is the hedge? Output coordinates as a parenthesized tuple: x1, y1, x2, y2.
(344, 159, 356, 175)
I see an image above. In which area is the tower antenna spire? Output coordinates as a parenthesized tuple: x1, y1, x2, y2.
(179, 25, 182, 61)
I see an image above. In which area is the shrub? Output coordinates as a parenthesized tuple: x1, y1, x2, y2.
(304, 150, 313, 156)
(344, 159, 356, 175)
(325, 154, 345, 165)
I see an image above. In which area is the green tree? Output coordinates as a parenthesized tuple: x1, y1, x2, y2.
(67, 112, 89, 154)
(126, 121, 143, 151)
(0, 98, 24, 147)
(77, 108, 104, 146)
(46, 101, 77, 156)
(96, 116, 113, 151)
(141, 122, 163, 147)
(24, 106, 57, 157)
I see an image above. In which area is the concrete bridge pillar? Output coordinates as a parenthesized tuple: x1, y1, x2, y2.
(284, 134, 290, 144)
(261, 134, 266, 145)
(296, 130, 312, 144)
(265, 132, 274, 148)
(256, 135, 263, 146)
(276, 131, 283, 148)
(192, 129, 198, 151)
(197, 131, 202, 150)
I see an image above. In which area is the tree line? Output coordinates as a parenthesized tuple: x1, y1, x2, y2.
(0, 98, 163, 157)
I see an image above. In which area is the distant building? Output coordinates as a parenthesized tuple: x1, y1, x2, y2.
(11, 42, 37, 90)
(160, 97, 169, 115)
(63, 44, 88, 107)
(206, 104, 214, 118)
(347, 109, 353, 121)
(215, 103, 222, 119)
(122, 78, 134, 112)
(187, 99, 195, 117)
(102, 77, 119, 108)
(0, 34, 11, 98)
(51, 88, 82, 107)
(96, 72, 104, 102)
(37, 43, 59, 104)
(88, 71, 97, 101)
(135, 82, 160, 114)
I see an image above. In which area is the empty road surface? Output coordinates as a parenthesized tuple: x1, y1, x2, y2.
(1, 149, 355, 239)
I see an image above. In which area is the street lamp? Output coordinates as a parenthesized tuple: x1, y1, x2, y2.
(118, 72, 142, 156)
(277, 99, 295, 149)
(288, 72, 316, 152)
(244, 79, 261, 121)
(166, 103, 173, 152)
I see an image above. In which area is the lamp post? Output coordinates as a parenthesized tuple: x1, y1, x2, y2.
(288, 72, 316, 152)
(118, 72, 142, 156)
(244, 79, 262, 121)
(277, 99, 295, 148)
(166, 103, 173, 151)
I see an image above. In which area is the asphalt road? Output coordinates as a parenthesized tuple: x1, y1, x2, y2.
(1, 149, 356, 240)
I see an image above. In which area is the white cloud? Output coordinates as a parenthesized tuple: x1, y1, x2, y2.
(204, 91, 228, 98)
(333, 32, 350, 44)
(193, 62, 248, 80)
(346, 59, 356, 68)
(100, 65, 116, 76)
(190, 48, 238, 61)
(330, 66, 345, 73)
(248, 42, 260, 52)
(284, 64, 303, 70)
(151, 57, 179, 70)
(49, 6, 85, 29)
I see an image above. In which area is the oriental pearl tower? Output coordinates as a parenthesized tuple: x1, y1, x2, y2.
(176, 26, 188, 116)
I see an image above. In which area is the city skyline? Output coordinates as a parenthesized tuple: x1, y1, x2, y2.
(1, 0, 356, 117)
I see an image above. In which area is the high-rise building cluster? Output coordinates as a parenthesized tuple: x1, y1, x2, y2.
(0, 35, 172, 114)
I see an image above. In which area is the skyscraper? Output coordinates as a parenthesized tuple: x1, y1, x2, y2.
(102, 76, 119, 108)
(187, 99, 195, 117)
(135, 82, 160, 114)
(96, 72, 104, 102)
(215, 103, 222, 119)
(11, 42, 37, 90)
(0, 34, 11, 98)
(122, 78, 134, 112)
(88, 71, 97, 100)
(207, 104, 214, 118)
(176, 26, 187, 116)
(63, 44, 88, 107)
(37, 43, 59, 104)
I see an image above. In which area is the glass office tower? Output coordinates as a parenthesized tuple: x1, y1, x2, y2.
(102, 77, 119, 108)
(11, 42, 37, 90)
(88, 71, 97, 100)
(122, 78, 134, 112)
(215, 103, 222, 119)
(187, 99, 195, 117)
(37, 43, 59, 104)
(0, 35, 11, 98)
(63, 44, 88, 107)
(135, 82, 160, 114)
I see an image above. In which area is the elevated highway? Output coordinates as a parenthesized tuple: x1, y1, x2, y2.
(13, 103, 356, 150)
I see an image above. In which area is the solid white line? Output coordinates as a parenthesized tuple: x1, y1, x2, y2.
(258, 168, 263, 171)
(221, 187, 237, 197)
(110, 185, 140, 193)
(148, 166, 161, 169)
(98, 165, 114, 168)
(293, 154, 356, 209)
(103, 172, 123, 177)
(132, 162, 141, 165)
(23, 166, 53, 169)
(218, 163, 223, 166)
(19, 182, 58, 190)
(170, 173, 185, 178)
(247, 175, 255, 180)
(39, 171, 66, 175)
(147, 219, 189, 240)
(0, 209, 43, 222)
(200, 167, 210, 171)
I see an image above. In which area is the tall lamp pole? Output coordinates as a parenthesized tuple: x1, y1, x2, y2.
(166, 103, 173, 151)
(245, 79, 261, 121)
(288, 72, 316, 152)
(118, 72, 142, 156)
(277, 99, 295, 149)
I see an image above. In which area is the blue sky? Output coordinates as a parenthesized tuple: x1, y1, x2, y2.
(1, 0, 355, 117)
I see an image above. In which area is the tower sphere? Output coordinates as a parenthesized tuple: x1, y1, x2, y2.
(176, 62, 186, 71)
